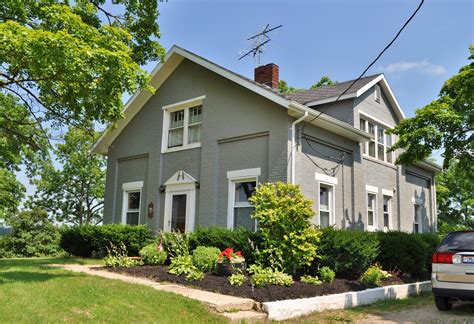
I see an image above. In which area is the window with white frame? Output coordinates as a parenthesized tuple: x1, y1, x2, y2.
(162, 96, 204, 153)
(360, 117, 393, 163)
(227, 168, 260, 231)
(382, 196, 391, 230)
(414, 204, 421, 233)
(319, 184, 334, 228)
(367, 193, 377, 230)
(375, 84, 381, 102)
(124, 190, 141, 225)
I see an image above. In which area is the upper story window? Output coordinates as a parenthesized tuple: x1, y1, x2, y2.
(360, 117, 393, 164)
(162, 96, 205, 153)
(374, 84, 381, 102)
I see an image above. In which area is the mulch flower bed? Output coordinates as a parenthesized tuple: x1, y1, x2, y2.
(102, 266, 414, 302)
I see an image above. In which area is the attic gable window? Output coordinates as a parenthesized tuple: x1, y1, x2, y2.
(374, 84, 381, 102)
(162, 96, 205, 153)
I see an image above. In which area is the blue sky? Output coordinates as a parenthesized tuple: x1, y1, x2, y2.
(16, 0, 473, 198)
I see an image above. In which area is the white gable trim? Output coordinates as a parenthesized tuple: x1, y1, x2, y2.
(305, 74, 406, 123)
(164, 170, 197, 186)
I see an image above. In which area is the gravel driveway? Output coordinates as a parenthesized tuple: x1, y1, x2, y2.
(360, 302, 474, 323)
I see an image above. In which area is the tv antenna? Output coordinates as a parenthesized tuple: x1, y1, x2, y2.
(238, 24, 283, 65)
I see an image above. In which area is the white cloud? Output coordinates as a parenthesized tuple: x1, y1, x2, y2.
(380, 60, 447, 76)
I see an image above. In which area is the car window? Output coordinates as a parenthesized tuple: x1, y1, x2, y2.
(437, 231, 474, 252)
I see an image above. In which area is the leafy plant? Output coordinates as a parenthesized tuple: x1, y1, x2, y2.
(139, 243, 167, 266)
(359, 264, 391, 287)
(319, 266, 336, 283)
(168, 255, 204, 281)
(160, 230, 191, 259)
(189, 226, 258, 265)
(192, 246, 220, 272)
(249, 182, 321, 272)
(318, 228, 379, 279)
(300, 275, 322, 285)
(228, 273, 247, 286)
(248, 264, 294, 287)
(104, 243, 142, 268)
(0, 208, 62, 257)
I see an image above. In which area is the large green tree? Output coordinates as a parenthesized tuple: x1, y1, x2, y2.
(31, 128, 106, 226)
(0, 0, 164, 216)
(310, 76, 336, 89)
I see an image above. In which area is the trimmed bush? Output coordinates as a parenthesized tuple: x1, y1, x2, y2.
(319, 266, 335, 283)
(192, 246, 220, 272)
(376, 231, 440, 278)
(60, 224, 153, 257)
(250, 182, 321, 272)
(189, 226, 258, 265)
(318, 227, 379, 279)
(139, 243, 167, 266)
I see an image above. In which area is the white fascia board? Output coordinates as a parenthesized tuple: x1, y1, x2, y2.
(288, 102, 372, 143)
(415, 160, 443, 173)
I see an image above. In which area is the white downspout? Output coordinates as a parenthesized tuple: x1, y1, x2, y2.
(290, 112, 308, 184)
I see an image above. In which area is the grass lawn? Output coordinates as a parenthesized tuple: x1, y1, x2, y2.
(0, 257, 226, 323)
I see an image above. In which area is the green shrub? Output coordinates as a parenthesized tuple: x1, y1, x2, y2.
(192, 246, 220, 272)
(318, 228, 379, 279)
(104, 243, 142, 268)
(249, 182, 321, 272)
(228, 273, 247, 286)
(248, 264, 294, 287)
(60, 224, 153, 257)
(139, 243, 167, 266)
(417, 233, 442, 275)
(319, 266, 336, 283)
(0, 209, 62, 257)
(189, 226, 258, 265)
(168, 255, 204, 281)
(376, 231, 430, 278)
(300, 275, 322, 285)
(359, 264, 390, 287)
(159, 230, 191, 259)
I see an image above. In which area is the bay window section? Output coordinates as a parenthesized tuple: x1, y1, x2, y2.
(377, 127, 385, 161)
(187, 105, 202, 144)
(360, 116, 394, 164)
(385, 133, 393, 163)
(367, 121, 376, 158)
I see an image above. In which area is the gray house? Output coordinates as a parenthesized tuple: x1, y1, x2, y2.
(93, 46, 441, 233)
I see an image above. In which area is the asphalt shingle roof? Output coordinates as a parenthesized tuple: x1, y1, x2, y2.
(286, 74, 382, 105)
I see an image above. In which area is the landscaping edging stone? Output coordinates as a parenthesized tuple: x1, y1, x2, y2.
(262, 280, 431, 321)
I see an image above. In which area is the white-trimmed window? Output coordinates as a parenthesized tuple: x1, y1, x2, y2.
(162, 96, 204, 153)
(382, 196, 391, 231)
(375, 84, 381, 102)
(122, 181, 143, 225)
(367, 193, 377, 231)
(360, 117, 393, 163)
(414, 204, 421, 233)
(227, 168, 260, 231)
(319, 184, 334, 228)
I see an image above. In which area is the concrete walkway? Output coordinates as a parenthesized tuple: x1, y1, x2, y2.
(52, 264, 266, 322)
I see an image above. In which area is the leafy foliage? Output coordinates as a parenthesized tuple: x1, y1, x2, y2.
(0, 168, 25, 220)
(250, 182, 321, 272)
(104, 242, 142, 268)
(389, 46, 473, 199)
(189, 226, 258, 265)
(248, 264, 294, 287)
(359, 264, 391, 287)
(30, 128, 106, 225)
(0, 208, 62, 257)
(228, 273, 247, 286)
(160, 231, 191, 260)
(139, 243, 167, 266)
(317, 227, 379, 279)
(278, 80, 304, 94)
(300, 275, 322, 285)
(319, 266, 336, 283)
(310, 76, 337, 89)
(60, 224, 153, 257)
(192, 246, 220, 272)
(168, 255, 204, 281)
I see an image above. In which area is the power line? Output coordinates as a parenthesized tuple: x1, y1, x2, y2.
(300, 0, 424, 170)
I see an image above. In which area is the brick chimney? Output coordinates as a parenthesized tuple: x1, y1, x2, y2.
(254, 63, 279, 90)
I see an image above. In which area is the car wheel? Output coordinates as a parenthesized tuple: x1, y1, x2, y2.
(434, 296, 452, 311)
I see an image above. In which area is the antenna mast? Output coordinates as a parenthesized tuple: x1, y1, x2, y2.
(239, 24, 282, 65)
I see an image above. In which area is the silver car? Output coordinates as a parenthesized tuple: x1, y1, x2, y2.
(432, 230, 474, 310)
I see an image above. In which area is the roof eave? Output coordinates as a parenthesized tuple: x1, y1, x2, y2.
(415, 160, 443, 173)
